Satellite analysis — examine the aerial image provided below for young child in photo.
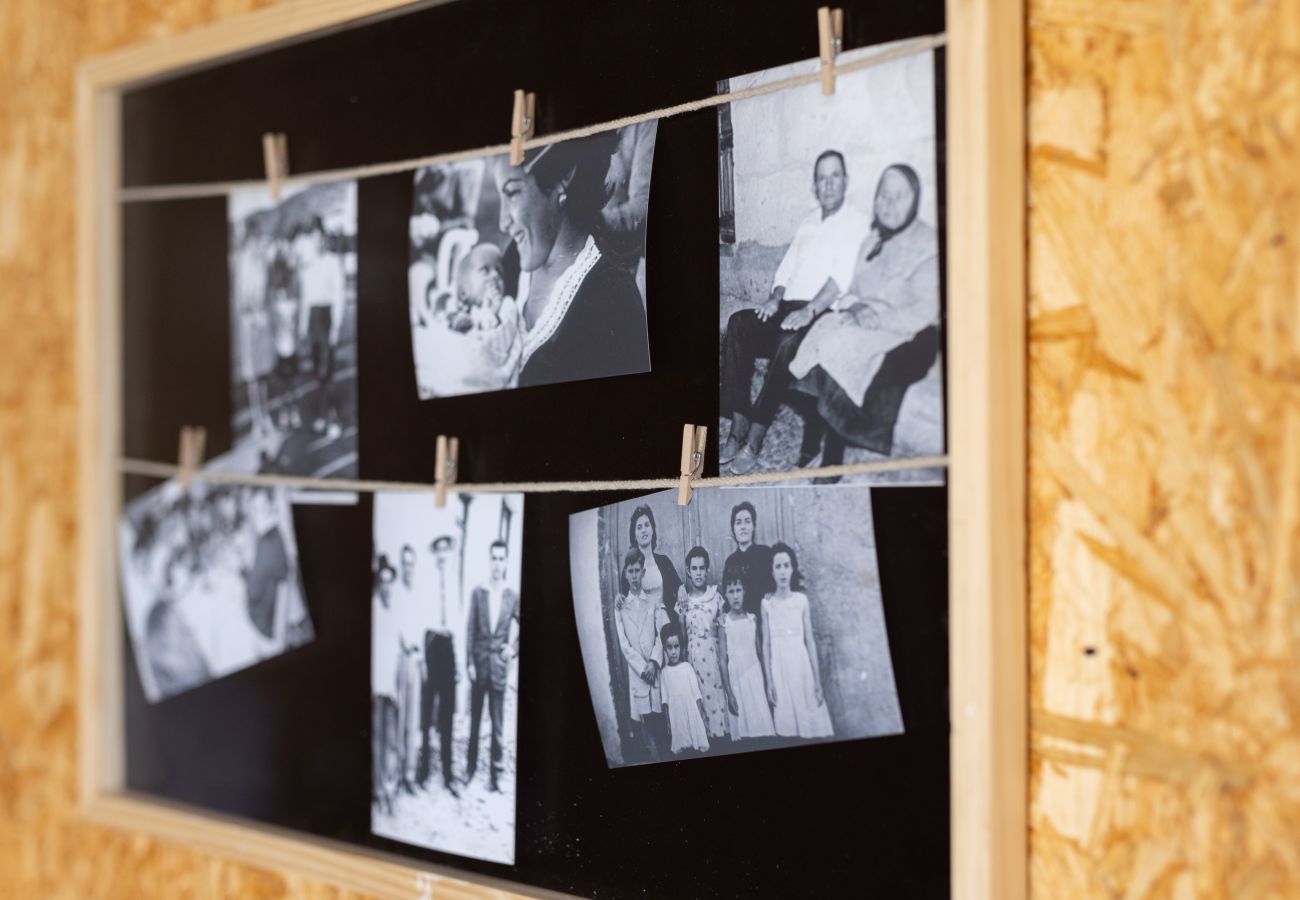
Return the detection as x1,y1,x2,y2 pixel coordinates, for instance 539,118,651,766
657,623,711,755
718,562,776,740
614,548,670,760
419,242,522,395
450,243,517,334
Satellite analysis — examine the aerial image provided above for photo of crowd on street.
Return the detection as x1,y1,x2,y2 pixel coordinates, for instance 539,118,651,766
570,484,903,767
118,458,313,703
408,123,655,398
718,46,944,483
370,491,523,864
228,181,359,481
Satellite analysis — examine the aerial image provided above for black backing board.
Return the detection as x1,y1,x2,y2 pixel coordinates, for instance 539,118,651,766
120,1,950,897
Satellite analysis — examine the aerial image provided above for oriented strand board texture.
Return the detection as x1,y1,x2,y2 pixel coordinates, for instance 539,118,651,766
0,6,366,899
1028,0,1300,897
2,0,1298,898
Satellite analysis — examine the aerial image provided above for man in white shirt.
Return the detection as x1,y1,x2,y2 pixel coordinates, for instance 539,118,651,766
392,543,428,793
417,535,462,798
296,219,347,440
720,150,871,474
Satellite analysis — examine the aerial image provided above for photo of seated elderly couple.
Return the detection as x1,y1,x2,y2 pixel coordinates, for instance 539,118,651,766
569,484,904,767
718,43,945,483
407,122,655,399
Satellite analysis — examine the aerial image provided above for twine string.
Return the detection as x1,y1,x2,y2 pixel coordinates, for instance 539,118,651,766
117,33,946,203
118,454,949,496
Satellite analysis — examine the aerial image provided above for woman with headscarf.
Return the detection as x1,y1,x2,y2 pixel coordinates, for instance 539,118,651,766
492,131,651,388
786,163,941,466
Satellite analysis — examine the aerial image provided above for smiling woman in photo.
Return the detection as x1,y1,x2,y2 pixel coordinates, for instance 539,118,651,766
493,133,651,388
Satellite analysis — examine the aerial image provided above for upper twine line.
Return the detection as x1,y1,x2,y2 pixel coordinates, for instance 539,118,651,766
116,32,947,203
118,454,950,495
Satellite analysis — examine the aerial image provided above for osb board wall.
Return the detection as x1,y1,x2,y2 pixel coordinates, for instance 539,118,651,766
0,5,366,898
1028,0,1300,896
0,0,1297,897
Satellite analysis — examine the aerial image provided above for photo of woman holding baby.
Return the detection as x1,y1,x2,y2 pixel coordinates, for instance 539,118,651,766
408,124,656,399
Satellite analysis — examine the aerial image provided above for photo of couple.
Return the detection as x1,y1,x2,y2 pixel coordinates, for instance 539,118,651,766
569,484,903,767
408,123,655,399
370,491,523,865
718,44,945,483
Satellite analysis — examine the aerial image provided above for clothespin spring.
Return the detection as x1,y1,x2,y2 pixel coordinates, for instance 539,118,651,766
509,90,537,166
435,435,460,509
677,424,708,506
818,7,845,96
176,425,207,491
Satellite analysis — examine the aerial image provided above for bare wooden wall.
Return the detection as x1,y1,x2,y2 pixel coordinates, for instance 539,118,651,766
1028,0,1300,895
0,0,1296,896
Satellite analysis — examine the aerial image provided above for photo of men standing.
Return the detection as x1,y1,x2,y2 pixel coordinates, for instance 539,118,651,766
370,492,524,865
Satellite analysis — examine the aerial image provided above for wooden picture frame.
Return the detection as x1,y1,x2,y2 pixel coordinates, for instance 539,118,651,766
75,1,1025,897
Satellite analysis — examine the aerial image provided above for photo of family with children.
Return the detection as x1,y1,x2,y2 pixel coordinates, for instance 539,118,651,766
569,484,903,767
407,122,655,399
717,45,944,484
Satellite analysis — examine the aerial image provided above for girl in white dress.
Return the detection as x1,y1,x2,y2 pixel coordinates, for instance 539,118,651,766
658,624,710,755
761,543,834,739
718,563,776,740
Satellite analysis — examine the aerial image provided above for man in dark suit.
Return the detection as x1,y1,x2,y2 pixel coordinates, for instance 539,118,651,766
465,539,519,793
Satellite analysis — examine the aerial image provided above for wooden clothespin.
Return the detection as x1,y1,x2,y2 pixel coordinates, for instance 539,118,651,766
434,435,459,509
677,424,708,506
262,132,289,201
509,90,536,166
817,7,844,95
176,426,207,491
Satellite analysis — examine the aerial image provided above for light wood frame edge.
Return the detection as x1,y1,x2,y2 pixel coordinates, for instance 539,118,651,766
945,1,1028,899
76,1,1028,898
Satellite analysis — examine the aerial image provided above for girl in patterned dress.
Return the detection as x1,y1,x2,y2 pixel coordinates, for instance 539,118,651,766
674,546,729,742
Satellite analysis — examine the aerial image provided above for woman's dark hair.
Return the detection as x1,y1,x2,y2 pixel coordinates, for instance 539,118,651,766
523,130,620,236
628,504,657,550
770,542,804,592
618,547,646,596
730,501,758,536
685,545,710,571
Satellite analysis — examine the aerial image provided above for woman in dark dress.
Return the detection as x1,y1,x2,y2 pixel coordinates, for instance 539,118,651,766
626,504,683,630
492,132,651,388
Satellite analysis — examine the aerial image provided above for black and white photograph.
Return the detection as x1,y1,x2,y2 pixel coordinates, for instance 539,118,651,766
569,484,903,768
370,491,523,864
717,45,944,482
117,458,314,703
229,180,359,480
408,123,655,399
